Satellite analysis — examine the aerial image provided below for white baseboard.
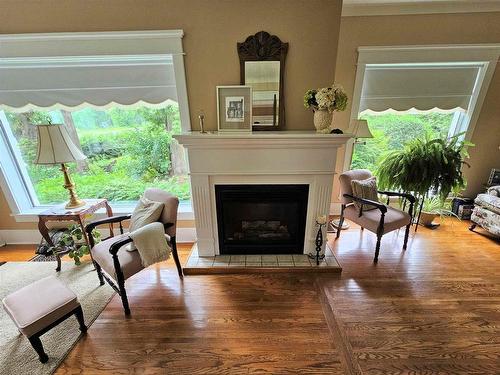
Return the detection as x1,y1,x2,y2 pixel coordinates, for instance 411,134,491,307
176,227,197,243
330,202,341,216
0,227,197,245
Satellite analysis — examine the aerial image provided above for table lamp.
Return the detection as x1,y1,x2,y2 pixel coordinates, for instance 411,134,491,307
34,124,87,209
352,119,373,144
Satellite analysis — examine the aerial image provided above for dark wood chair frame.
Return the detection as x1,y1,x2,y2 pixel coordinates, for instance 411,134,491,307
336,191,416,263
29,305,86,363
86,215,183,316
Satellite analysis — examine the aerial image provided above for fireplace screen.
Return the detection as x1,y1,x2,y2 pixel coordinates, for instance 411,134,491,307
215,184,308,254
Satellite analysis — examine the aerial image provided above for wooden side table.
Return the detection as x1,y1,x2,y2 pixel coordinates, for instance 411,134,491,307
37,199,114,271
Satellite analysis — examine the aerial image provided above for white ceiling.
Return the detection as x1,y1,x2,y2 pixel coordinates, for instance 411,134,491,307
342,0,500,16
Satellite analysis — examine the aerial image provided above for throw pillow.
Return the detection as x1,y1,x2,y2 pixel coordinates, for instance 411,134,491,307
129,196,164,233
351,176,380,211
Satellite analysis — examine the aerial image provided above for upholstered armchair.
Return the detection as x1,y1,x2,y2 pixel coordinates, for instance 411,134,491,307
85,188,183,315
336,170,416,262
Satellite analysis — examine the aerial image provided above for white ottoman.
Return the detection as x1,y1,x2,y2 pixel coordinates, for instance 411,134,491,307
2,275,86,363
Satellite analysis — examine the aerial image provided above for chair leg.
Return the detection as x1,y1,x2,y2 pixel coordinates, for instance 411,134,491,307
74,306,87,333
469,223,477,232
336,205,346,239
94,261,105,286
374,234,382,263
28,335,48,363
117,280,131,316
403,224,411,250
170,237,183,279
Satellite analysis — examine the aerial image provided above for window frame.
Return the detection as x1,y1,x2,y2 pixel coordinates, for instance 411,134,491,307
0,30,194,221
344,44,500,172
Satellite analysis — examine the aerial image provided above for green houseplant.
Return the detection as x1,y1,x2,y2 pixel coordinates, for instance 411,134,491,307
420,196,459,227
48,224,101,265
376,133,472,225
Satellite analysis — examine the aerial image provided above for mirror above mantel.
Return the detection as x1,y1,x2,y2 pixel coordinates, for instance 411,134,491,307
237,31,288,131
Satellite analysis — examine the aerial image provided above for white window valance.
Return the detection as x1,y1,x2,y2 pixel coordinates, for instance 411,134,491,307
360,63,481,114
0,31,185,112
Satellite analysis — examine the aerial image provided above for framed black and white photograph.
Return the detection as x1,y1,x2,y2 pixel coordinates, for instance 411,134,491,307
217,86,252,132
225,96,244,122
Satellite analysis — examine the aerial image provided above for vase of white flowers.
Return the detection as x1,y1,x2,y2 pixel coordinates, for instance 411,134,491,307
304,84,348,133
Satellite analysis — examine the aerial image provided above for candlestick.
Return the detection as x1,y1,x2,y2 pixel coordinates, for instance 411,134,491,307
199,110,207,134
308,218,326,265
316,215,327,225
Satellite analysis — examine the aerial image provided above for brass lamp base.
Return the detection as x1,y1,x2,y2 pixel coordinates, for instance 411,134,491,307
60,163,86,209
65,198,86,209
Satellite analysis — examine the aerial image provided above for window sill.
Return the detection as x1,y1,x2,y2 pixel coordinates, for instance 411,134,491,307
12,201,194,223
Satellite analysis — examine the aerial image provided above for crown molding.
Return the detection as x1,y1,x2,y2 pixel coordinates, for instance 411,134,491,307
342,1,500,17
0,30,184,42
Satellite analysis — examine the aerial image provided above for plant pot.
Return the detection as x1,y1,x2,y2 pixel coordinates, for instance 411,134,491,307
313,110,333,133
419,211,438,227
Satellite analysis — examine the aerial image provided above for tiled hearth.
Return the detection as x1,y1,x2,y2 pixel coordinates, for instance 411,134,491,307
183,244,341,275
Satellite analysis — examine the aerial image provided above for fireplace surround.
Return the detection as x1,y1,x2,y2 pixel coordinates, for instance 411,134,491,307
174,131,352,257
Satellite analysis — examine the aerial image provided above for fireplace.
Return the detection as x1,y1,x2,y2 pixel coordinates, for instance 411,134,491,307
215,184,309,254
174,131,351,256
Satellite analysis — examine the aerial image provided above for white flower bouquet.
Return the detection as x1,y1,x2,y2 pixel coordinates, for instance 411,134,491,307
304,84,348,113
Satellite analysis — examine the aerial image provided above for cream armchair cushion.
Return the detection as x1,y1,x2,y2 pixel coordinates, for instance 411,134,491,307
129,196,164,232
351,176,380,211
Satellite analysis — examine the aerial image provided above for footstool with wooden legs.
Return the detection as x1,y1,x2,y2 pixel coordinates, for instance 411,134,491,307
2,275,87,363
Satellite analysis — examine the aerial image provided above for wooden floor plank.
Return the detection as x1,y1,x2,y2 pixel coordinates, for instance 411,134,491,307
2,219,499,374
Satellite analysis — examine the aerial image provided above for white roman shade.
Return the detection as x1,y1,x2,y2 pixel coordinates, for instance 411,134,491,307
359,64,481,114
0,31,186,113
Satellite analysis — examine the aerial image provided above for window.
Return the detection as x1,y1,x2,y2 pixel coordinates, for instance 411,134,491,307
346,45,500,172
2,105,190,206
0,31,191,216
352,112,457,171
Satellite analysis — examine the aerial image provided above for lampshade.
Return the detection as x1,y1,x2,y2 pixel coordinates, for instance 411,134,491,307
34,124,87,164
353,119,373,139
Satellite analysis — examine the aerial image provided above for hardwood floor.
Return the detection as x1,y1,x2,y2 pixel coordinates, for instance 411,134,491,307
1,219,499,374
321,220,500,375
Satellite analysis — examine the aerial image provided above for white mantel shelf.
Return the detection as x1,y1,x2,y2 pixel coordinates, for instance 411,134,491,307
174,130,353,257
174,131,353,148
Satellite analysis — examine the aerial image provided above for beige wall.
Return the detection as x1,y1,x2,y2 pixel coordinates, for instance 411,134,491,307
333,12,500,201
0,0,342,230
0,0,342,131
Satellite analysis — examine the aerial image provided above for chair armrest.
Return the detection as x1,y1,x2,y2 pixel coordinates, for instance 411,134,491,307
109,236,133,255
85,215,132,234
378,190,416,203
343,194,387,214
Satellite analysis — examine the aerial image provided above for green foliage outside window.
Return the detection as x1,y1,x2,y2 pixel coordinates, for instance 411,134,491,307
6,103,190,204
351,113,454,172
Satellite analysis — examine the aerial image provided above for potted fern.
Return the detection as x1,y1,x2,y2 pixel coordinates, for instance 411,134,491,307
376,133,472,226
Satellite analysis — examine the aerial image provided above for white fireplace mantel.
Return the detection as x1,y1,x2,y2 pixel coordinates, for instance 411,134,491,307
174,131,352,256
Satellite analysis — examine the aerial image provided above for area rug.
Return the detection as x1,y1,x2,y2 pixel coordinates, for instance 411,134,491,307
0,261,115,375
30,254,58,262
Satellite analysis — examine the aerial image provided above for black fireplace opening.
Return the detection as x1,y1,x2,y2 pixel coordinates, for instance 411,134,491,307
215,184,309,255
